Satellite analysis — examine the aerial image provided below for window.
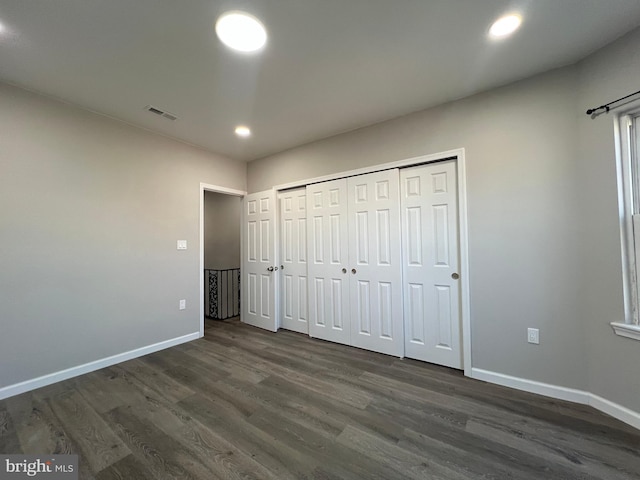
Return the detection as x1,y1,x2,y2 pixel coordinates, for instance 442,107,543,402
613,110,640,340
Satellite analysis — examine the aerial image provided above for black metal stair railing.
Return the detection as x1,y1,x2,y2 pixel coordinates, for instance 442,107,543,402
204,268,240,320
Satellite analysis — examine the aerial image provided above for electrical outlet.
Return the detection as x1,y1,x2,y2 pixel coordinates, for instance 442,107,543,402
177,240,187,250
179,299,186,310
527,328,539,345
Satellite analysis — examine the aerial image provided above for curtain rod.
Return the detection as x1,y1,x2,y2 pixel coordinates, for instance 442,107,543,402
586,89,640,115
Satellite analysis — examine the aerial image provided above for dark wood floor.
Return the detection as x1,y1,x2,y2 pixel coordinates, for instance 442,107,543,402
1,319,639,479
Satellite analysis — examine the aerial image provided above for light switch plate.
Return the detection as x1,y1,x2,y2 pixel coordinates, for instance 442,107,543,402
527,328,540,345
177,240,187,250
179,299,186,310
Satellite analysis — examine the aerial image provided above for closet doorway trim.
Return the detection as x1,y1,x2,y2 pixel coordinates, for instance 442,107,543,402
272,148,472,377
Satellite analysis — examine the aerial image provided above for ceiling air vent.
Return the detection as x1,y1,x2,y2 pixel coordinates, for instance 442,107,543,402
144,105,178,121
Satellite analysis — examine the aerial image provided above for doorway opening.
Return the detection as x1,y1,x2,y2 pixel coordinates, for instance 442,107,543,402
199,184,246,337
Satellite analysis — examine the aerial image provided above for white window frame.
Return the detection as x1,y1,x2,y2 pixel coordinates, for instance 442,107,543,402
612,110,640,340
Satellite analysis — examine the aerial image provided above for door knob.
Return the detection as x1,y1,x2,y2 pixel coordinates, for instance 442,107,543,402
274,266,279,271
351,268,357,274
280,265,284,270
451,272,459,280
342,268,347,274
267,266,274,272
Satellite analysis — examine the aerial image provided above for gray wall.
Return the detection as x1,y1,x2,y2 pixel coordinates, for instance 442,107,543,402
250,65,588,392
204,191,241,270
578,28,640,411
248,26,640,413
0,82,246,390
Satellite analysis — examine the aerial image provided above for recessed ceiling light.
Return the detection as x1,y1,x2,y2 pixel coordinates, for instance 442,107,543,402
216,11,267,53
489,14,522,38
235,125,251,137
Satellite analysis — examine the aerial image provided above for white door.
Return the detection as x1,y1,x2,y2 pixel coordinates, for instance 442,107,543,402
278,188,308,334
306,178,351,345
242,190,277,332
348,169,404,357
401,161,462,368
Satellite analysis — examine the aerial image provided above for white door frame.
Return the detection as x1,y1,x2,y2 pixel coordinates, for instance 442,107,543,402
199,183,247,338
272,148,472,376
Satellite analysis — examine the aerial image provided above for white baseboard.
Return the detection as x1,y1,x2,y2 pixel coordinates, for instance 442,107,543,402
0,332,200,401
470,368,640,431
470,368,591,404
590,393,640,431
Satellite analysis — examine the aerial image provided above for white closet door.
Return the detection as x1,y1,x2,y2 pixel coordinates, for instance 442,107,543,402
242,190,277,332
401,161,462,368
306,178,351,345
348,169,404,357
278,188,308,334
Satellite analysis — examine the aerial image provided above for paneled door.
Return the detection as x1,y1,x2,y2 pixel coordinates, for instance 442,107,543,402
306,178,351,345
400,161,462,368
278,188,308,334
242,190,277,332
348,169,404,357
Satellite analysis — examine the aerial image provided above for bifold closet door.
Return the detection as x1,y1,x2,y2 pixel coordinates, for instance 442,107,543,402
306,178,351,345
278,188,308,334
306,171,404,356
242,190,277,332
401,161,462,368
348,169,404,357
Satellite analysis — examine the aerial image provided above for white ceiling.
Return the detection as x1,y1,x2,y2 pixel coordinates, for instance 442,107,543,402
1,1,640,162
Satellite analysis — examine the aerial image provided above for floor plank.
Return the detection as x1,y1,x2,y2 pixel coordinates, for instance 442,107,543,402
178,393,313,479
337,424,468,480
95,454,154,480
48,391,130,472
1,317,639,479
0,406,21,454
106,405,215,480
